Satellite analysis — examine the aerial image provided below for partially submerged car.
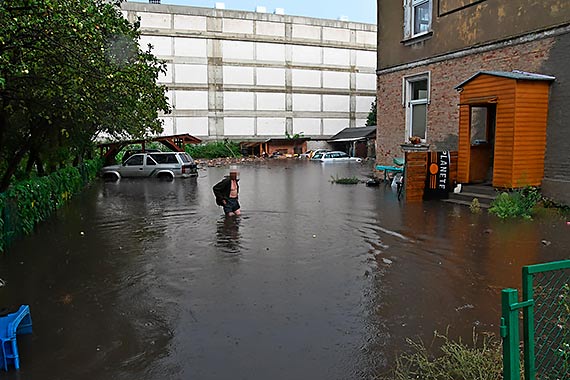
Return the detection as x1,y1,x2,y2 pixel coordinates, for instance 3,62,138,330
101,152,198,181
311,151,363,163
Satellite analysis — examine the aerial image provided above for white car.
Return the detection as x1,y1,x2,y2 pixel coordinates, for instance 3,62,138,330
312,151,363,162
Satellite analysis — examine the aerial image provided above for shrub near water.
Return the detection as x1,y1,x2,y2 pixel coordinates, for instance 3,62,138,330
382,331,503,380
185,142,241,159
0,159,102,252
489,186,542,219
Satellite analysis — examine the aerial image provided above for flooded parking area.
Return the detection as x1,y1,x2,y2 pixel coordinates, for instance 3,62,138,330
0,160,569,379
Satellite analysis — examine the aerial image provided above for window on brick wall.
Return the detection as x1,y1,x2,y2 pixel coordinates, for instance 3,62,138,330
403,73,430,142
404,0,432,39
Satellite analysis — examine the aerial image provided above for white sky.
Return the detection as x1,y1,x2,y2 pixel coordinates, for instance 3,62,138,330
130,0,377,24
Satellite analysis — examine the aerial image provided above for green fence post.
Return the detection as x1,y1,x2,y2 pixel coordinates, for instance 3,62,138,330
502,288,521,380
522,266,535,380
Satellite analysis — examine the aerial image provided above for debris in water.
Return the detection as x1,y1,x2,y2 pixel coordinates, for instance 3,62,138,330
382,258,393,265
312,234,316,238
455,304,475,312
541,240,552,246
484,229,492,234
80,231,85,236
0,279,6,288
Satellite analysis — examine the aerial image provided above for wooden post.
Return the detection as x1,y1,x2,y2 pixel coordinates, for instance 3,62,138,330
404,152,428,202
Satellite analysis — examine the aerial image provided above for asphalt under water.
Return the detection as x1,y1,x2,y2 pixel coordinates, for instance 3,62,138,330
1,160,569,380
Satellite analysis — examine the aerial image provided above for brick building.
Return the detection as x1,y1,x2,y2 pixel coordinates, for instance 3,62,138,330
376,0,570,203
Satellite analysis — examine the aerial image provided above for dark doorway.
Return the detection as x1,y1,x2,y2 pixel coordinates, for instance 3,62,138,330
468,104,496,183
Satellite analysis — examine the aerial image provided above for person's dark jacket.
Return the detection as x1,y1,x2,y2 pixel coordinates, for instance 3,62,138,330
213,177,239,206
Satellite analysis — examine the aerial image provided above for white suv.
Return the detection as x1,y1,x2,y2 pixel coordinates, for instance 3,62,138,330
101,152,197,181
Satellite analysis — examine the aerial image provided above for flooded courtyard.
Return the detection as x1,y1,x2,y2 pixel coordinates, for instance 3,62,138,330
1,160,569,379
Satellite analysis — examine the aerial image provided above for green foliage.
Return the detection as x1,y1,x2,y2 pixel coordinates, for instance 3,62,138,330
185,141,241,159
330,175,360,185
0,159,102,253
489,186,542,219
366,98,377,127
0,0,170,190
383,330,502,380
470,198,482,214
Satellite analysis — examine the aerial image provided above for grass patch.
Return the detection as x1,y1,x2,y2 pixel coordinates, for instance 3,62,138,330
381,330,503,380
330,175,360,185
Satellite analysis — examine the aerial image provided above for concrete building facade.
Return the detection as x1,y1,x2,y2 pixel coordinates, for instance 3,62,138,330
121,2,377,142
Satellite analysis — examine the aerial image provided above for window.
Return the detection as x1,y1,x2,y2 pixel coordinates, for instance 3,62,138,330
124,155,143,166
404,73,430,142
404,0,432,39
146,156,157,166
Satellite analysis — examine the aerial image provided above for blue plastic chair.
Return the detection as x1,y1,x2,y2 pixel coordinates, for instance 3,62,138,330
0,305,32,371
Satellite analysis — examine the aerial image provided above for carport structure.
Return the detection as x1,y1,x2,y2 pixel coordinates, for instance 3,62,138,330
455,71,555,188
98,134,201,165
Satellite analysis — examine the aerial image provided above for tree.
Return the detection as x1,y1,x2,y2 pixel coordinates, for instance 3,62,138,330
0,0,170,191
366,98,377,127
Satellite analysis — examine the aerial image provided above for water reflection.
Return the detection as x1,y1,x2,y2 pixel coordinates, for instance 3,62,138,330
1,161,569,380
215,216,242,255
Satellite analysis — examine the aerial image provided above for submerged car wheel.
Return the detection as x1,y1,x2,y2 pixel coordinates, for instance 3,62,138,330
102,172,120,182
157,172,174,181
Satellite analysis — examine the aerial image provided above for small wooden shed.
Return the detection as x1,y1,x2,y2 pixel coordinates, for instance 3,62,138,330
455,71,554,188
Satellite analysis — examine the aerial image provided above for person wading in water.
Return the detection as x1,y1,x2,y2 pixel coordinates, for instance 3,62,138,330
213,167,241,217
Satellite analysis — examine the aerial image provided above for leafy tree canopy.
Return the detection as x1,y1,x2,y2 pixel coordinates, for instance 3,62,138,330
0,0,170,190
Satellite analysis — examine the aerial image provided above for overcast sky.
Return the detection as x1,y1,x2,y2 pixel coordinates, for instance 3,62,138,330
130,0,377,24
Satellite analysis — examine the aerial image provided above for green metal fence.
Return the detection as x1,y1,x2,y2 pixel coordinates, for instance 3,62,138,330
502,260,570,380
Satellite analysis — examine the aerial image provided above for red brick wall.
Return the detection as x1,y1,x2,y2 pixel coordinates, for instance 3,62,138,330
376,37,555,166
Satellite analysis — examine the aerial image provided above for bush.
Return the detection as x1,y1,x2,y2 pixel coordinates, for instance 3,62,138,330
489,186,542,219
0,159,102,252
383,330,503,380
185,141,241,159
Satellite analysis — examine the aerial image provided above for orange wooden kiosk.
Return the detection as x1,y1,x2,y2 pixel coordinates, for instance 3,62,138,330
455,71,555,188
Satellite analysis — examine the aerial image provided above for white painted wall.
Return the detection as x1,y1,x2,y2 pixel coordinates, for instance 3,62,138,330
177,117,209,136
322,27,351,42
139,12,171,29
323,119,348,135
256,68,286,87
256,43,286,62
173,15,207,31
292,69,321,88
223,66,255,85
294,118,321,135
323,71,350,89
175,91,208,110
140,35,172,56
224,92,255,110
323,95,350,112
176,64,208,84
293,94,321,112
257,118,286,135
256,93,286,111
356,96,376,113
174,37,207,57
225,118,255,136
222,41,255,60
256,21,285,37
291,45,322,65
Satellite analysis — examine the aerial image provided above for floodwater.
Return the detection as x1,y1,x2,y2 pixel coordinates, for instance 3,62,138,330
0,160,569,380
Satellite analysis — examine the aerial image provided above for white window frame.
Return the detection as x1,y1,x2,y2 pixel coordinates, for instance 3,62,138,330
403,72,430,142
404,0,432,39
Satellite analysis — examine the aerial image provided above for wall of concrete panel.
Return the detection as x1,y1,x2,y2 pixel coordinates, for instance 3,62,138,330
122,2,377,141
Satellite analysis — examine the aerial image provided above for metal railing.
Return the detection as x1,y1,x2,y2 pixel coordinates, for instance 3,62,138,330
501,260,570,380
